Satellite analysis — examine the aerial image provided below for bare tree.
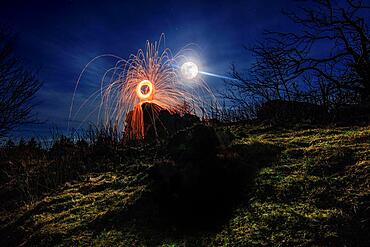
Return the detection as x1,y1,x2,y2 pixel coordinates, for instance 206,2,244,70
224,0,369,117
268,0,370,103
0,28,42,138
223,43,304,109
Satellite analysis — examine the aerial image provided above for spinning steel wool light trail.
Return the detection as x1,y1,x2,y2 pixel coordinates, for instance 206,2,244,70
69,34,218,139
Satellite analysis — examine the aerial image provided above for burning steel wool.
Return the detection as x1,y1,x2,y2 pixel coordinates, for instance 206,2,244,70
69,35,217,139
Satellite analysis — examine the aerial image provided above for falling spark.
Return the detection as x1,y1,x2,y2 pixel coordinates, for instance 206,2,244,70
69,34,218,139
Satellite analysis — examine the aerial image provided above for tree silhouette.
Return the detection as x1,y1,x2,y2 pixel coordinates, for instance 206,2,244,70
273,0,370,103
225,0,370,113
0,28,42,138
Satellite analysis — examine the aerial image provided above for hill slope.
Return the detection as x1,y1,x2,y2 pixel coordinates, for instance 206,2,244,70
1,124,369,246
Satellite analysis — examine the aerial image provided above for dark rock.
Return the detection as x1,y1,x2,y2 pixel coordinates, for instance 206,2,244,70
333,104,370,123
142,102,200,141
125,102,200,141
257,100,328,124
167,124,219,162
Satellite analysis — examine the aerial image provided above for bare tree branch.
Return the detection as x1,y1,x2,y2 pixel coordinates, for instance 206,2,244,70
0,28,42,138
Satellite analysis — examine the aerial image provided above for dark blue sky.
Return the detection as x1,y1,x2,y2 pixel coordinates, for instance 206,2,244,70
0,0,295,138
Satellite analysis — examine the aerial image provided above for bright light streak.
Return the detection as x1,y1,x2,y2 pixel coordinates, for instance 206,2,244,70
199,71,238,81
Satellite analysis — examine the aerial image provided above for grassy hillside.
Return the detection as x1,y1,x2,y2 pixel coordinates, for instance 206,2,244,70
1,124,369,246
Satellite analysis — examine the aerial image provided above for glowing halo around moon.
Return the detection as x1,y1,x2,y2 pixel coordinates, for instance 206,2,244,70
181,61,199,80
136,80,153,100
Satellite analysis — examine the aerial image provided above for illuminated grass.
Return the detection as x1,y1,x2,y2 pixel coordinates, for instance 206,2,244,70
1,124,369,246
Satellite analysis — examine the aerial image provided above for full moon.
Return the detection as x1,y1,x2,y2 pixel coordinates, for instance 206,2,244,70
181,62,199,80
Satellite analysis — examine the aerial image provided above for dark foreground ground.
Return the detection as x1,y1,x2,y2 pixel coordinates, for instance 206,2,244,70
0,123,369,246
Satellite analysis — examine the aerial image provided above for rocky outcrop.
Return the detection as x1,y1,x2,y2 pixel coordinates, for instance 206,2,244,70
257,100,328,124
125,102,200,141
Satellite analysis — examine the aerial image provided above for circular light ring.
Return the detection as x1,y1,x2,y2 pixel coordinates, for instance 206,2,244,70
136,80,153,100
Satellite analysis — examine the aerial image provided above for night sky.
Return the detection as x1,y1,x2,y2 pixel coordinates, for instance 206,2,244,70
0,0,296,138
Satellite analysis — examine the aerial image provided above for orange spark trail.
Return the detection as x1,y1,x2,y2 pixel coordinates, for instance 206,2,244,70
69,34,218,139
